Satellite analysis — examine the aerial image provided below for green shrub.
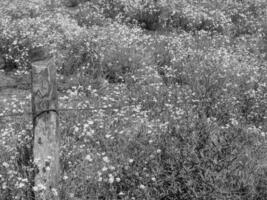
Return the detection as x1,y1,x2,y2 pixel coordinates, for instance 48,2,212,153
74,2,110,27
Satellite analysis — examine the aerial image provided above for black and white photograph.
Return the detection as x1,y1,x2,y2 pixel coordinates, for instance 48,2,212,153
0,0,267,199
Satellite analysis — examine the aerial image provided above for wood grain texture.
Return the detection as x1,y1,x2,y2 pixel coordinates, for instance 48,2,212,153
32,57,60,200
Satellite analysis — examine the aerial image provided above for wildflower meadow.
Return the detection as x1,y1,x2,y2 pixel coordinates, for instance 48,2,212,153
0,0,267,199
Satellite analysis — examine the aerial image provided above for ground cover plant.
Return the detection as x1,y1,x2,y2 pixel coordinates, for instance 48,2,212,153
0,0,267,199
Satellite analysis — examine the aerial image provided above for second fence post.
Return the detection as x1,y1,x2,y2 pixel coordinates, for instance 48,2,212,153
31,55,60,200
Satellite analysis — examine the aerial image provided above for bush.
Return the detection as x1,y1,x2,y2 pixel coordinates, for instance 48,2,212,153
73,2,110,27
87,23,151,84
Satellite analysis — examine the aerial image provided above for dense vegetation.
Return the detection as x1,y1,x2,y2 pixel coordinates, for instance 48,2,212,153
0,0,267,199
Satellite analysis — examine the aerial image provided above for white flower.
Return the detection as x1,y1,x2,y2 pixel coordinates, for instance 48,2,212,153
103,156,110,163
33,186,38,191
85,155,93,162
18,182,25,188
74,126,79,132
139,184,146,189
108,174,114,184
3,162,9,168
51,188,58,196
230,118,238,126
156,149,162,153
116,177,121,182
129,159,134,163
34,183,46,191
39,183,46,190
69,193,74,198
102,166,108,171
21,178,28,182
2,182,7,189
34,158,40,164
87,120,94,125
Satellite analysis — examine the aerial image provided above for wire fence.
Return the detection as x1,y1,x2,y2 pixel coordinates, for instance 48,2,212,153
1,76,267,199
0,79,170,119
0,105,141,119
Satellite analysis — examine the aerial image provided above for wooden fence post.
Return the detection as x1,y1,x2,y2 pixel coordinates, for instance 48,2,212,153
31,56,60,200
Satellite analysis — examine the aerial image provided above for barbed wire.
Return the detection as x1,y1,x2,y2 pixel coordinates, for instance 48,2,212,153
0,96,31,100
0,103,140,119
0,83,31,89
0,112,32,118
0,79,168,119
0,80,164,90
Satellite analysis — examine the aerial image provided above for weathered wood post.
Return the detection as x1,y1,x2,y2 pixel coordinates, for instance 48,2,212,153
31,53,60,200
